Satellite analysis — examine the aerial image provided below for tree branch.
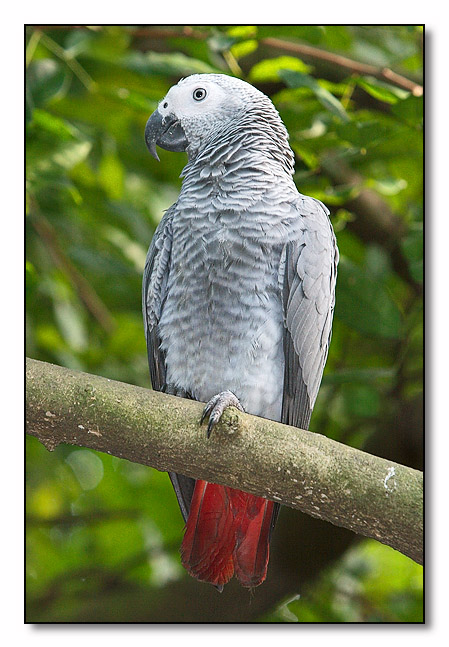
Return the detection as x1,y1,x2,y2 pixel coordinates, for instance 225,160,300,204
260,37,423,96
131,26,423,96
26,358,423,564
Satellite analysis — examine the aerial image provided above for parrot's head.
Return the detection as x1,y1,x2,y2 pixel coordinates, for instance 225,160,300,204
145,74,288,161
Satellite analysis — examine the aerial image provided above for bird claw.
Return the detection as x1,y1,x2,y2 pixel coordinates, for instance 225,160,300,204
201,390,244,438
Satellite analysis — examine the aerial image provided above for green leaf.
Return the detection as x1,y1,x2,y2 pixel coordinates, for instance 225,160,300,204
207,33,236,53
227,25,259,59
77,25,130,60
98,153,125,200
30,108,77,140
291,143,319,170
227,26,258,40
249,56,311,83
357,76,409,104
26,58,69,108
257,25,324,44
401,224,423,283
29,139,92,174
369,176,408,196
65,450,104,491
310,184,360,206
335,257,403,339
102,226,147,272
230,40,258,60
280,69,349,122
123,50,219,77
336,120,390,148
391,95,423,126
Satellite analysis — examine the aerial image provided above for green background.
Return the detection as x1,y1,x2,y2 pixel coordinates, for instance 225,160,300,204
26,25,423,623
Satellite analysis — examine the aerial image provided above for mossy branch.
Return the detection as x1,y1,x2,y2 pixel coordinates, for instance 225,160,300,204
26,358,423,564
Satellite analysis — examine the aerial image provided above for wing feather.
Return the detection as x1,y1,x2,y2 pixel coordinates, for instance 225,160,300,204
281,198,338,431
143,206,197,520
142,207,174,391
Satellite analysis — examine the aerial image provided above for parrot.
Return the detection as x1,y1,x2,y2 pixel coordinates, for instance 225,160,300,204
143,74,338,590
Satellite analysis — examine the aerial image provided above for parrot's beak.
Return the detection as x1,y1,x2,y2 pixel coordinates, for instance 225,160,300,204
145,110,188,161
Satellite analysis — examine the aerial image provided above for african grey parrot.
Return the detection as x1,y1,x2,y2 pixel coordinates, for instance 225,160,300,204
143,74,338,590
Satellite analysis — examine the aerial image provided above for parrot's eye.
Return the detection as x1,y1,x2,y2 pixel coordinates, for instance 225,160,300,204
193,88,207,102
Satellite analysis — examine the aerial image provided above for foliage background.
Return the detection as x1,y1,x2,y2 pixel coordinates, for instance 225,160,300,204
25,24,423,623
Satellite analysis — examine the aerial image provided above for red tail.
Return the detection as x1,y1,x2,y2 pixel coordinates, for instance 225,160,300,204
180,480,275,588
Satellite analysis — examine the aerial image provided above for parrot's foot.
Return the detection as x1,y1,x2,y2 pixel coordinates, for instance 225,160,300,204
201,390,244,438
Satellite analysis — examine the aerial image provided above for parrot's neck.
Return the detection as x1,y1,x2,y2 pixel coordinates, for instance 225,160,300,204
180,121,297,206
186,108,295,170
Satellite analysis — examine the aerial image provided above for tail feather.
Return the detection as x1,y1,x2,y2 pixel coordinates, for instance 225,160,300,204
180,480,276,588
180,480,235,587
233,497,274,587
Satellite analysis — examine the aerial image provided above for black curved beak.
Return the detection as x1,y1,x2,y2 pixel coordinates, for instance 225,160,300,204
144,110,188,161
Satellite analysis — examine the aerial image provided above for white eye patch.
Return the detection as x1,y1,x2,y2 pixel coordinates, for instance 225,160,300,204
159,81,228,119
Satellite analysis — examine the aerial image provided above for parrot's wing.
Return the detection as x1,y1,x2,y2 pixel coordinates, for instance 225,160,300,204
142,205,196,522
142,207,174,391
281,197,339,431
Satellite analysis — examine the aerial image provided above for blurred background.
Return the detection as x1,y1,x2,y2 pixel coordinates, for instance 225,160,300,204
25,25,423,622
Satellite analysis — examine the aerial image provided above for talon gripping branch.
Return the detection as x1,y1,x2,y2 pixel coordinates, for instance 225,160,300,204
143,74,338,589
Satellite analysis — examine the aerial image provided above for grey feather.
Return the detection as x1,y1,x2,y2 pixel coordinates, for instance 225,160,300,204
281,198,338,423
142,206,175,391
143,208,198,516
